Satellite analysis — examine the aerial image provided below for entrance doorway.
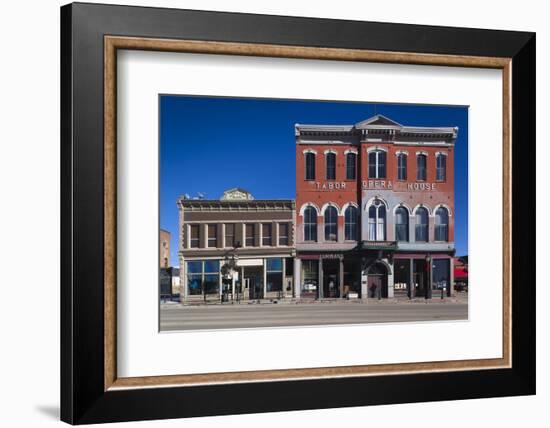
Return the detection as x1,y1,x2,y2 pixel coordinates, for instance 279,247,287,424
243,266,263,300
322,259,340,298
367,263,388,298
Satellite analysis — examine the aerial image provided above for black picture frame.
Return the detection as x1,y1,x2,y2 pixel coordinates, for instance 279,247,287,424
61,2,535,424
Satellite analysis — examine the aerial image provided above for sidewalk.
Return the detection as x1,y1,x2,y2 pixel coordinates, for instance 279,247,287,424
174,292,468,307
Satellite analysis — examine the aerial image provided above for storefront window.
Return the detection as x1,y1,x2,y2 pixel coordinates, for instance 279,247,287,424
302,259,319,295
432,259,450,292
187,261,202,274
266,258,282,292
187,275,202,295
186,260,220,295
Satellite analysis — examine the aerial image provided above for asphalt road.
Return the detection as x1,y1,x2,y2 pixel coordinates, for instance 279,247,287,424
160,300,468,331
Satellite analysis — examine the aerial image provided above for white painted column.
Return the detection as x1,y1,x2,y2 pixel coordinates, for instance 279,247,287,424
263,258,267,299
449,257,454,297
294,258,301,299
281,257,286,297
318,258,324,299
181,257,187,303
387,259,394,298
361,270,368,300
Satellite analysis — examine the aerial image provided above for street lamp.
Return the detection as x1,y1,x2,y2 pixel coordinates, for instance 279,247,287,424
221,243,241,303
425,254,431,300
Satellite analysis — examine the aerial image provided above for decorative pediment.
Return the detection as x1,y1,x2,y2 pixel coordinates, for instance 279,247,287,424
221,188,254,201
355,114,403,129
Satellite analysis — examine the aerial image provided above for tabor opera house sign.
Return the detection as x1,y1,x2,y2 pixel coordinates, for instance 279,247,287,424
313,180,438,191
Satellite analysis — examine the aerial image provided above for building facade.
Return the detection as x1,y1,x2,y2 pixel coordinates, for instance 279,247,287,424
178,188,296,302
295,114,457,299
160,229,171,268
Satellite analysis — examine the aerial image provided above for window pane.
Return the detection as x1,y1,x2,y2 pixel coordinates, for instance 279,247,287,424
187,261,202,274
207,224,217,247
262,223,272,246
266,272,282,292
345,206,357,240
415,208,428,242
245,224,255,246
376,206,386,241
378,151,386,178
324,206,338,241
203,274,219,294
395,207,409,242
346,153,356,180
397,154,407,180
417,155,427,181
204,260,219,273
436,155,447,181
187,275,202,295
225,223,235,247
267,258,282,271
326,153,336,180
368,152,376,178
305,153,315,180
304,207,317,241
279,223,289,246
190,225,200,248
368,205,376,240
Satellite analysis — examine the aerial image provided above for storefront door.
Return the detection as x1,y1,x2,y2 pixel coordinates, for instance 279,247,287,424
367,263,388,298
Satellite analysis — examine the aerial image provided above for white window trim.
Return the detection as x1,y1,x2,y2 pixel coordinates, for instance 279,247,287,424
299,202,321,216
320,202,341,216
432,204,453,217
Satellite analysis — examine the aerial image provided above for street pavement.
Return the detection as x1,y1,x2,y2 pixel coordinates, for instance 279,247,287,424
160,298,468,331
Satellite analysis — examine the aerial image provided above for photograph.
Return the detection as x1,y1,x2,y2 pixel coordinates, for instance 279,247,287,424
159,96,469,331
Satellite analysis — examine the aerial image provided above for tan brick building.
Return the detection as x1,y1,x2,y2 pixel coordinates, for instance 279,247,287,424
178,188,296,302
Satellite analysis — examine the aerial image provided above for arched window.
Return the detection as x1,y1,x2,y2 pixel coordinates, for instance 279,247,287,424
346,152,357,180
368,150,386,179
303,206,318,242
397,153,407,180
305,152,315,180
415,207,429,242
436,153,447,181
344,205,358,240
416,153,427,181
435,207,449,241
368,200,386,241
395,206,409,242
324,206,338,241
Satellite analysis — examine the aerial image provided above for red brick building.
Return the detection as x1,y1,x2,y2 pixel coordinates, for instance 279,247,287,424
294,115,457,299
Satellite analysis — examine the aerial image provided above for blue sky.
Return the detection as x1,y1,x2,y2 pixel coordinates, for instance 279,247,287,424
160,95,469,266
